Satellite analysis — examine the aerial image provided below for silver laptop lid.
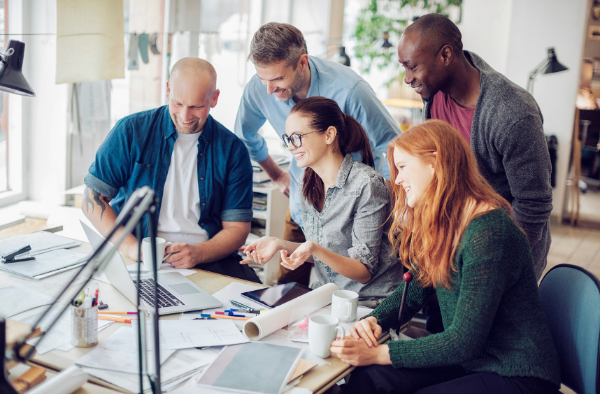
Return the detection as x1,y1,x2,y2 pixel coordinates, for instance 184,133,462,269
80,220,139,305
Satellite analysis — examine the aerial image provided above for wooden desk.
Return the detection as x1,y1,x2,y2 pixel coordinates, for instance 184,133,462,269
2,240,363,394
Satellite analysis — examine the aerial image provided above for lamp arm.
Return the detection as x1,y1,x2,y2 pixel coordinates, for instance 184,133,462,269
9,187,155,363
527,59,549,94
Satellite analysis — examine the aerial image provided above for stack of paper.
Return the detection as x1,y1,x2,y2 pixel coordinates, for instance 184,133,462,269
0,232,86,279
0,232,81,256
0,249,88,279
77,327,220,393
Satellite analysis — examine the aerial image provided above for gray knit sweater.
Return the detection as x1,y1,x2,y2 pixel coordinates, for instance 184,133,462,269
423,51,553,278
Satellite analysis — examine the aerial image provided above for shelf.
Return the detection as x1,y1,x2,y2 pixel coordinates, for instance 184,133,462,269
252,210,268,220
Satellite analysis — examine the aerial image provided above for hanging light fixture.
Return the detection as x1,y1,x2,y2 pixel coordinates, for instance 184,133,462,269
381,31,393,49
0,40,35,97
333,46,351,67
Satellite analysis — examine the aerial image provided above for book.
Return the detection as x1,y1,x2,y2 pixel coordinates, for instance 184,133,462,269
196,342,302,394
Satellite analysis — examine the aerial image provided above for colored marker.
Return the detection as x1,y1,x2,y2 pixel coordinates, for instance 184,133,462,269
200,313,250,321
98,316,133,323
98,311,138,315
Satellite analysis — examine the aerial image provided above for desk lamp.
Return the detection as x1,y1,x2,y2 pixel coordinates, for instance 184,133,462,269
1,187,163,394
0,40,35,97
527,47,568,95
0,38,36,394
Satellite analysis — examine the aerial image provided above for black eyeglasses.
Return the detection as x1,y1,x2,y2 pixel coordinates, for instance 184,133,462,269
281,131,318,148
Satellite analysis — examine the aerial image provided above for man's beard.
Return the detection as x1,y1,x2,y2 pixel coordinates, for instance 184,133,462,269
276,69,304,101
172,114,202,134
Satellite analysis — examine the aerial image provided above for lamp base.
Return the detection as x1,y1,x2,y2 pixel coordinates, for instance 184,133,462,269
0,319,19,394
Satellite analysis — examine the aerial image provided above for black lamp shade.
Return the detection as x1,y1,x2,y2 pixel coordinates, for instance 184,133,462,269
381,32,393,49
542,47,568,75
0,40,35,97
334,46,351,67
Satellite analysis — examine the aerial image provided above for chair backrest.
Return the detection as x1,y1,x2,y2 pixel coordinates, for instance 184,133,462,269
539,264,600,394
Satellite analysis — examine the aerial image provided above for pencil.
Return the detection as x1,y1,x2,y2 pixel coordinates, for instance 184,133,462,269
200,314,250,321
98,311,138,315
98,316,132,323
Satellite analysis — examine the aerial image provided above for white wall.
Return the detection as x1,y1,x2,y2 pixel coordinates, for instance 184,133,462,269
505,0,589,219
22,0,69,204
459,0,513,75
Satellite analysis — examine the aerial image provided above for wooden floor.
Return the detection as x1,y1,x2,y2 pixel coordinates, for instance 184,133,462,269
544,222,600,279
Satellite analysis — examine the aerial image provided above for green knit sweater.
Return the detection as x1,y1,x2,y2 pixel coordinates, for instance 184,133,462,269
368,209,561,386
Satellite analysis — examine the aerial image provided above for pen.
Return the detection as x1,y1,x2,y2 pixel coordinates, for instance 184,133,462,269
162,252,175,262
230,300,263,314
98,316,133,323
98,311,138,315
200,314,250,321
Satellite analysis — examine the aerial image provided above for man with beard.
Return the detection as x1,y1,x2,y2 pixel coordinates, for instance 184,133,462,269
82,58,259,282
235,22,401,287
397,14,552,279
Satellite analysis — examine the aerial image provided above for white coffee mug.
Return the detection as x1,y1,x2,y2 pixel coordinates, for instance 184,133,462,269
331,290,359,323
308,315,345,358
141,237,170,272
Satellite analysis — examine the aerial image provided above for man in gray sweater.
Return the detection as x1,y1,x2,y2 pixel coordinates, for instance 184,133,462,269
398,14,552,278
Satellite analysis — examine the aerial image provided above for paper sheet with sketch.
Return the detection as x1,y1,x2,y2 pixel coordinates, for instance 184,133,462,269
145,320,249,350
75,327,174,373
0,286,56,318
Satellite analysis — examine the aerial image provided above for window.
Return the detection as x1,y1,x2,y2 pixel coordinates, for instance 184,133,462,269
0,1,7,193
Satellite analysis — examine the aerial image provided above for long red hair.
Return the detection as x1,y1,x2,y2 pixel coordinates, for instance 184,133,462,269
388,120,512,289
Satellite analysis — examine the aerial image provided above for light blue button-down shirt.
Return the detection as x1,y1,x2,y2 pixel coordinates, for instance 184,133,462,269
234,56,401,226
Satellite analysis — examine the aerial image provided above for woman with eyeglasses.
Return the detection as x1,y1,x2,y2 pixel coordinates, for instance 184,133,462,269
242,97,402,300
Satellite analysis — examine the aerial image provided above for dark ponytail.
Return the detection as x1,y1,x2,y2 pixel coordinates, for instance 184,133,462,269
290,97,373,209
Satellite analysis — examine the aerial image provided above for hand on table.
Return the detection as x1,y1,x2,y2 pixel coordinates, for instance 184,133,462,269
241,237,282,265
280,241,314,270
330,337,391,366
163,242,199,269
349,316,382,348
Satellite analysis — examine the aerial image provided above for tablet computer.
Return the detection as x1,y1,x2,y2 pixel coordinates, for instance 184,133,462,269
241,282,312,309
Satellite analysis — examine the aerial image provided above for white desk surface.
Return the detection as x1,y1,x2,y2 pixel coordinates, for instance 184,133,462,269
2,241,360,394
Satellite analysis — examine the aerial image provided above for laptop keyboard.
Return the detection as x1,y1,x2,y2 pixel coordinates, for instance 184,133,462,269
134,278,186,308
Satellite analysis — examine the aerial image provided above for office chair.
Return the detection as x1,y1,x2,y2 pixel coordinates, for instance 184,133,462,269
539,264,600,394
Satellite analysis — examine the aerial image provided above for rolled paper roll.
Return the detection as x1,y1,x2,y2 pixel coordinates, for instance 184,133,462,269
243,283,339,341
27,366,88,394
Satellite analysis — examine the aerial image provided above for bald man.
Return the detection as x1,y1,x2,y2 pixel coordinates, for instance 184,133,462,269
83,58,260,282
398,14,552,279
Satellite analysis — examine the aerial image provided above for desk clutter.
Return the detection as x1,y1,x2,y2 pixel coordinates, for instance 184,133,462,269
1,234,373,394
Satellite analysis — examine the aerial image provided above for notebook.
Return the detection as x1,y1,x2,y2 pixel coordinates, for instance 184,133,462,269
197,342,302,394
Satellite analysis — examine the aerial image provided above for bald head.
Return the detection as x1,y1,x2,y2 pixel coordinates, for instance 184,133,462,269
170,57,217,91
403,14,463,56
167,57,220,134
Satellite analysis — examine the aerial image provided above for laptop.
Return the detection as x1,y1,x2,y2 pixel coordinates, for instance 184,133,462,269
81,220,222,315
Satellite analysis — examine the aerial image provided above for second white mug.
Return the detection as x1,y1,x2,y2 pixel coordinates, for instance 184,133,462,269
308,315,345,358
331,290,359,323
141,237,170,272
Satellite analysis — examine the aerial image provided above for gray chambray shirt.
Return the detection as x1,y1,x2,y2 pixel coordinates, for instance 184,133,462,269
299,154,402,299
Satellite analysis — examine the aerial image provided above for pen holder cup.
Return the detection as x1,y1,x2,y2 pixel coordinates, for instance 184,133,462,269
70,304,98,347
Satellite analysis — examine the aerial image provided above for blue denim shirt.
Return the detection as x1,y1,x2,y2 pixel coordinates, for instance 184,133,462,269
84,106,253,239
234,56,401,226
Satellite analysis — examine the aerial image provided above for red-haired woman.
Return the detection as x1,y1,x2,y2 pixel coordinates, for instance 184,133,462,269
330,120,560,394
242,97,402,300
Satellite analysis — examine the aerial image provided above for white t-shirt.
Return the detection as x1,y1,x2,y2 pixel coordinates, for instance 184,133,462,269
157,130,209,245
